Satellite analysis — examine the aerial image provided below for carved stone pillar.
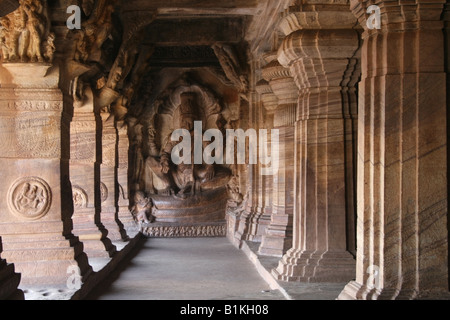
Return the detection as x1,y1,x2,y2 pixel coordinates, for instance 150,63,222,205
272,4,359,282
116,120,138,239
70,89,116,260
235,79,273,242
0,63,92,285
0,236,23,300
99,113,126,241
339,0,449,299
259,55,297,257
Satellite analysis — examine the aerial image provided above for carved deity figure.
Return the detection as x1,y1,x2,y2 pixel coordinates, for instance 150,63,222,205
227,175,243,207
131,191,153,224
129,119,145,193
0,0,54,63
15,182,45,211
23,0,45,62
143,92,232,200
0,15,11,60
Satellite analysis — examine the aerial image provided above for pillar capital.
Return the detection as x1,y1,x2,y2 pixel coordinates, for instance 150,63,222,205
262,59,292,81
255,79,278,113
261,58,298,107
350,0,445,35
279,5,357,36
278,29,360,71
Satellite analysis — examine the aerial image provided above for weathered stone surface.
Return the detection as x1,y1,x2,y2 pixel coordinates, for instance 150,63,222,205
272,4,360,283
339,0,449,300
0,0,448,300
258,55,296,257
0,62,92,286
69,94,116,260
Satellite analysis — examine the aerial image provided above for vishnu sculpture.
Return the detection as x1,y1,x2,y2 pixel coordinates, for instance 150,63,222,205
128,80,233,233
144,92,232,200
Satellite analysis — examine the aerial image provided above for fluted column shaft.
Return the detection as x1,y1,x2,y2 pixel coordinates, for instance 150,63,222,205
259,57,297,257
70,90,116,260
99,113,127,241
235,57,273,242
116,120,138,239
339,0,448,299
272,5,360,282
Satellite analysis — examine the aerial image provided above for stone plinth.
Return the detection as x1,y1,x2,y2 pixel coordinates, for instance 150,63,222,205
0,63,92,285
142,188,228,238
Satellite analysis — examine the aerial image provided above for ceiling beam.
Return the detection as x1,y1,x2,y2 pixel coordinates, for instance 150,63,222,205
142,18,246,46
123,0,259,13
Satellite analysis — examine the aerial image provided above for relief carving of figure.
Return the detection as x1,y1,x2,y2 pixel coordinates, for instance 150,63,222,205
143,92,232,200
16,182,45,211
131,191,153,224
0,0,54,63
227,175,243,207
22,0,45,62
129,118,145,192
0,16,11,61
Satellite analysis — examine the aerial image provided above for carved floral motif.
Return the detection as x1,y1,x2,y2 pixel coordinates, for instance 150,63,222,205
142,224,226,238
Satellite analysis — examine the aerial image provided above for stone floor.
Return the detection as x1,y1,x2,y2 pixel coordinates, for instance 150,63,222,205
85,237,347,300
86,237,283,300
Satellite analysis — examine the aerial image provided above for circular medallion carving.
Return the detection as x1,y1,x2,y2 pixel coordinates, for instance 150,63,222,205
8,177,52,220
72,186,88,209
100,182,108,203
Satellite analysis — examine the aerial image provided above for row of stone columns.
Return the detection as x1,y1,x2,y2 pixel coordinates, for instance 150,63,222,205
0,63,91,286
0,59,137,287
236,0,449,299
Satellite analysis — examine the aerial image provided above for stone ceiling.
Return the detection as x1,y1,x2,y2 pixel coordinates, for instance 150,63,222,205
106,0,292,113
118,0,291,58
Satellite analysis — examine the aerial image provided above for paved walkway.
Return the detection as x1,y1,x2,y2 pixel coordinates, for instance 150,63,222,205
86,237,286,300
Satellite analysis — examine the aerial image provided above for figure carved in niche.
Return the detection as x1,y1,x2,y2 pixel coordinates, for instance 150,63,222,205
129,117,145,193
143,92,232,200
0,0,54,63
131,191,153,224
227,175,243,207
